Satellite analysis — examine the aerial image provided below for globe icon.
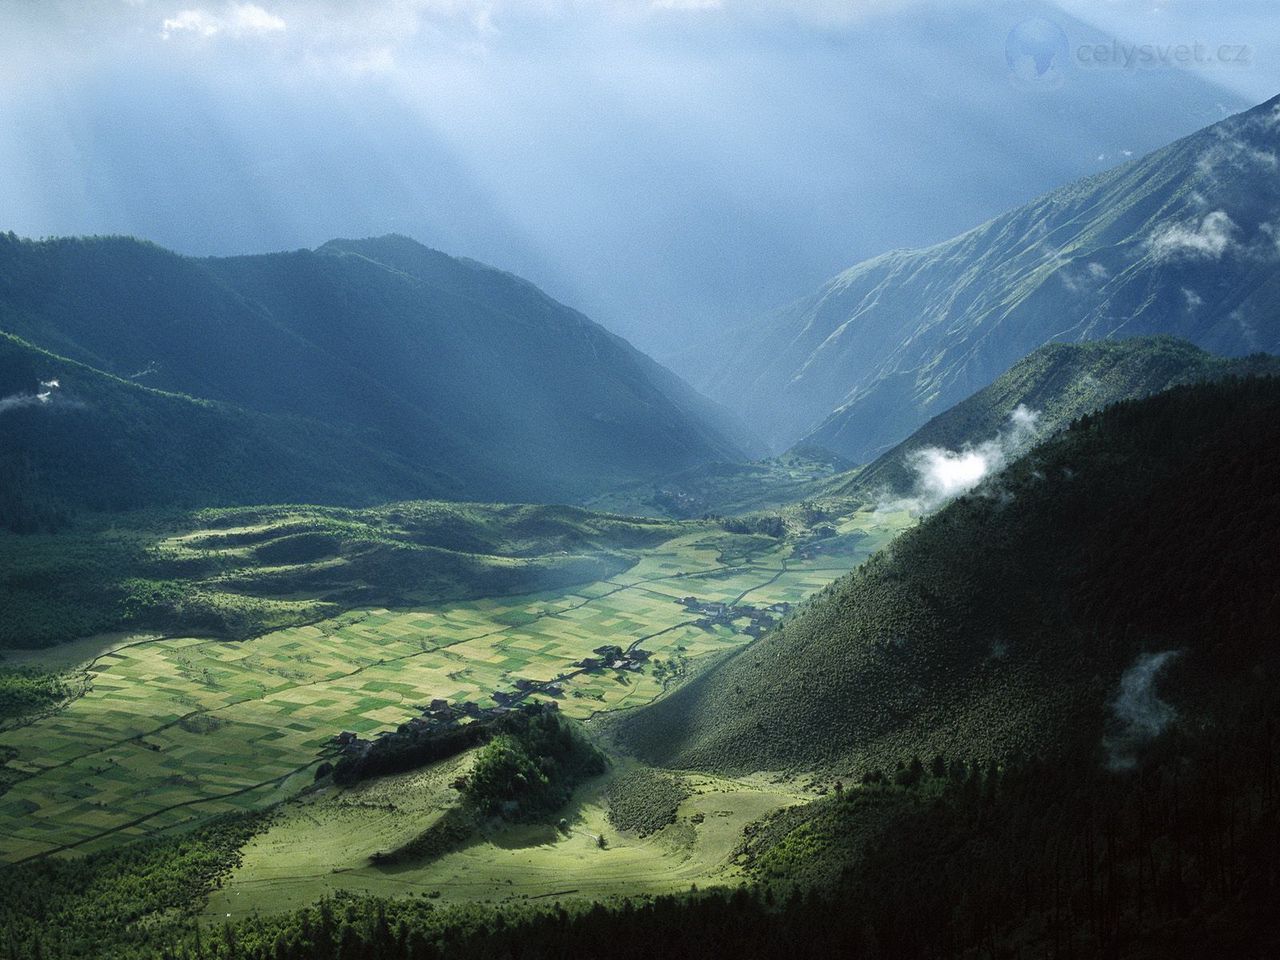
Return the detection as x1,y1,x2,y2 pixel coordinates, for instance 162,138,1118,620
1006,18,1070,88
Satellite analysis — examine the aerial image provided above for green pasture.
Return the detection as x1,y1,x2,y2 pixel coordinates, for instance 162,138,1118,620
205,760,809,918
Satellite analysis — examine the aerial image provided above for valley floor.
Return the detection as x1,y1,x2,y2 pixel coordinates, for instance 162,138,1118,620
0,507,908,876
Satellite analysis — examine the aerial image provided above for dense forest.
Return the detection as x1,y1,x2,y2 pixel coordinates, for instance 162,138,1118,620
618,375,1280,777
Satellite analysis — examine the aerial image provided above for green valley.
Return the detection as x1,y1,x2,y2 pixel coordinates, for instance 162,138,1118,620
0,503,908,864
4,36,1280,959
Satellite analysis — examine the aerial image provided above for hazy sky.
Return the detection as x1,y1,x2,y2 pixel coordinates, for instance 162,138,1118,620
1,0,1276,366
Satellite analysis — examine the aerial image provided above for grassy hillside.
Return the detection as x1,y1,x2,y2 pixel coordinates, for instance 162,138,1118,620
0,501,681,649
703,94,1280,456
617,374,1280,775
0,232,744,515
826,336,1280,497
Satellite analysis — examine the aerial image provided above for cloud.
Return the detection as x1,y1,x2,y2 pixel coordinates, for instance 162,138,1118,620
1194,126,1279,188
162,9,221,36
1147,209,1237,261
1059,259,1109,293
1182,286,1203,310
151,0,930,52
1105,650,1180,771
162,3,286,39
0,379,63,416
882,405,1041,515
651,0,723,9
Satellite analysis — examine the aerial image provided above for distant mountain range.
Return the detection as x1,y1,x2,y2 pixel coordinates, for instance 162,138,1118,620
0,233,748,524
699,94,1280,459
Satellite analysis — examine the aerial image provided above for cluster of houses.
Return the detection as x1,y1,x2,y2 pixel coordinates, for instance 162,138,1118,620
330,639,672,752
331,698,494,757
328,601,790,762
575,644,650,673
648,487,705,516
333,729,373,759
678,596,791,636
491,644,653,705
791,526,854,562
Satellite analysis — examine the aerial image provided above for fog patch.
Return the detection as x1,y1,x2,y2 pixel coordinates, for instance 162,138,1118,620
1105,650,1180,771
1059,260,1110,294
1148,210,1237,261
881,405,1040,515
0,379,62,416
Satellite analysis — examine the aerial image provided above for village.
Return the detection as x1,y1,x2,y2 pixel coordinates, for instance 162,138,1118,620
330,644,657,761
678,596,791,638
330,596,791,760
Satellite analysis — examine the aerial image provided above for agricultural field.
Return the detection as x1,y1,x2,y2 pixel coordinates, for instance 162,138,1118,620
0,505,910,879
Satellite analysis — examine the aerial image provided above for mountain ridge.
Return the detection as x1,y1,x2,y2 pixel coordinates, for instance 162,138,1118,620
701,93,1280,459
0,231,747,517
826,335,1280,498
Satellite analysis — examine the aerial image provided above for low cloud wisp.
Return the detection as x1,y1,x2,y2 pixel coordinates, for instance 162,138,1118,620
1147,209,1238,261
1105,650,1181,771
884,405,1041,515
0,379,61,416
162,3,286,40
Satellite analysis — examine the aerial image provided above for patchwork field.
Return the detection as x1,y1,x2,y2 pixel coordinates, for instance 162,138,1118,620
0,507,910,869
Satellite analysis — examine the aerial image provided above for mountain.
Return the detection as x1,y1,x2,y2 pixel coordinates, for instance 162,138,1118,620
615,373,1280,775
700,94,1280,458
0,330,447,531
0,233,746,518
5,0,1251,373
828,336,1280,498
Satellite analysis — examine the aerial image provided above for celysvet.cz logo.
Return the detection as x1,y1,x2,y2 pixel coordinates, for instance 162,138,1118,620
1078,39,1252,69
1006,17,1252,89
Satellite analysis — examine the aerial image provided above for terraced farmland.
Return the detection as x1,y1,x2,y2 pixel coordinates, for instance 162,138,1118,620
0,507,909,867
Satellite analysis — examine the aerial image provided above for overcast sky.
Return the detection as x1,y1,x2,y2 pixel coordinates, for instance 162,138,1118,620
2,0,1276,364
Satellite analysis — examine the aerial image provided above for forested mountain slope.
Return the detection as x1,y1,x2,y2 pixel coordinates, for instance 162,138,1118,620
0,232,745,517
0,331,445,530
828,336,1280,497
618,374,1280,775
703,94,1280,457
